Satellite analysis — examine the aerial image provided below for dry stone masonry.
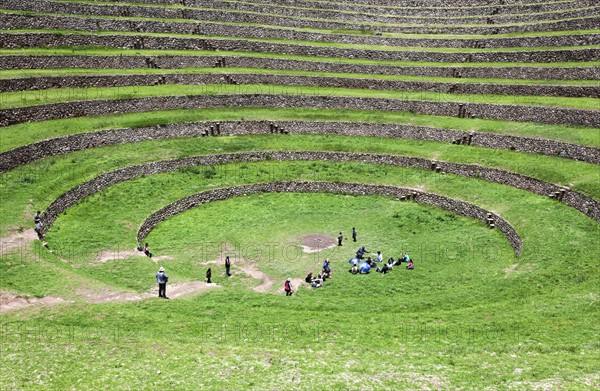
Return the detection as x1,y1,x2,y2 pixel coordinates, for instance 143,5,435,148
1,73,597,99
1,56,597,81
1,33,598,64
1,94,598,128
134,181,523,257
3,0,599,34
36,152,599,247
1,13,598,50
1,121,598,173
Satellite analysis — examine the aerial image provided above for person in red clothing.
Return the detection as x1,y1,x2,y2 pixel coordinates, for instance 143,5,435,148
284,278,293,296
406,260,414,270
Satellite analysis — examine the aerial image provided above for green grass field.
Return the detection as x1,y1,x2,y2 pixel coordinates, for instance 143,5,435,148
1,0,599,389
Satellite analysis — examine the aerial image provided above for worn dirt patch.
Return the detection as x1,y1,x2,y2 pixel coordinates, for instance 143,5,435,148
94,248,175,264
0,291,68,312
0,229,38,256
238,264,274,293
81,281,220,303
299,234,337,253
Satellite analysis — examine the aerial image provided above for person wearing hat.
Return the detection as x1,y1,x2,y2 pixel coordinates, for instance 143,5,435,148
156,267,169,298
284,278,292,296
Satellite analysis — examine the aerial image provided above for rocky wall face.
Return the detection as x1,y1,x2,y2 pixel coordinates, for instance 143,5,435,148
1,56,598,81
1,94,598,128
3,0,598,30
133,180,523,256
35,151,597,249
2,121,598,174
1,73,598,99
75,0,598,17
2,14,599,50
2,33,598,64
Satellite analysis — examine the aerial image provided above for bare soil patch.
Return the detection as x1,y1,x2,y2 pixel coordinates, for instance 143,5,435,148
299,234,337,253
0,291,68,312
82,281,220,303
94,248,175,264
0,229,38,257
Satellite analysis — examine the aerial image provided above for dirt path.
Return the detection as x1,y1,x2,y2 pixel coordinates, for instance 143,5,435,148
238,264,274,293
0,229,38,256
1,282,220,312
81,281,220,303
94,248,175,264
0,291,69,313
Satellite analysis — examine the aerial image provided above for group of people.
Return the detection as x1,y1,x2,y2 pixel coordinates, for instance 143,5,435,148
350,250,414,275
303,258,332,290
154,256,231,299
337,227,358,246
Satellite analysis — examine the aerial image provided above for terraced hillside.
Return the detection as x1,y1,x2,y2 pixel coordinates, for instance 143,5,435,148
1,0,599,389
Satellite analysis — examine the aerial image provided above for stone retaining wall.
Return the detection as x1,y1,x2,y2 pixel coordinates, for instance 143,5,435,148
136,181,522,256
1,94,598,128
2,73,597,99
2,13,599,50
4,0,597,28
2,33,598,64
1,55,597,81
81,0,596,17
37,152,598,248
2,121,598,174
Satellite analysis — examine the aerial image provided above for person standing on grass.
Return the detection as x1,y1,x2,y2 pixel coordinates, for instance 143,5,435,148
225,256,231,277
156,267,169,299
284,278,293,296
206,267,212,284
33,211,41,225
352,227,357,242
338,232,343,246
34,221,44,240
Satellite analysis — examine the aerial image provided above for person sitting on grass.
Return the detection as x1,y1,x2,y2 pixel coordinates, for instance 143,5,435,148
394,253,410,266
366,257,377,269
311,274,323,288
387,258,394,270
349,264,359,274
305,272,313,284
144,243,152,258
375,251,383,263
406,259,414,270
379,263,390,274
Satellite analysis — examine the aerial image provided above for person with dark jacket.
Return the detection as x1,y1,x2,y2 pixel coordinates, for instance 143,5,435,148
305,272,313,283
156,267,169,298
352,227,357,242
338,232,343,246
206,267,212,284
144,243,152,258
356,246,369,259
225,256,231,277
284,278,293,296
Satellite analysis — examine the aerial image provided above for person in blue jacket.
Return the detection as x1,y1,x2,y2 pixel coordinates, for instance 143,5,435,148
156,267,169,299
